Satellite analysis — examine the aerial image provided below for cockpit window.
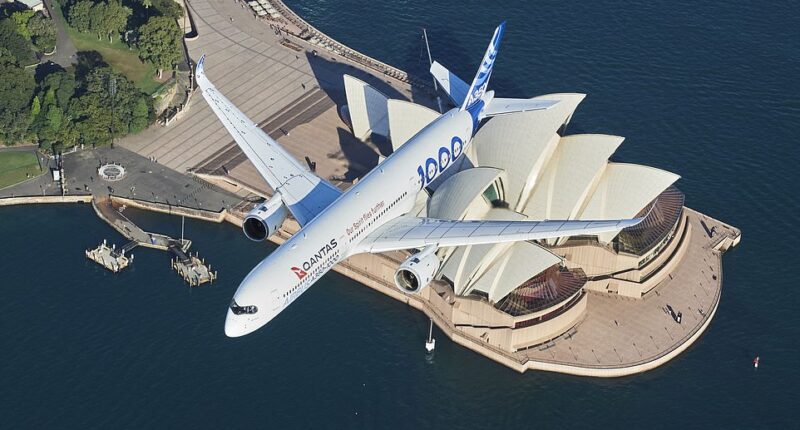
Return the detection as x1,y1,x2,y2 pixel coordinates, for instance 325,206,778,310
230,300,258,315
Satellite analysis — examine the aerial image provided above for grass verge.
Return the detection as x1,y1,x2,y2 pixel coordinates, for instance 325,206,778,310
0,151,42,190
50,0,161,94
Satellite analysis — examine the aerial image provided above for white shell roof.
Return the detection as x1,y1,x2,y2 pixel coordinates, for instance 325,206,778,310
427,167,504,220
343,75,389,140
523,134,624,221
471,93,586,209
579,163,680,243
470,242,562,303
440,207,527,295
386,99,440,151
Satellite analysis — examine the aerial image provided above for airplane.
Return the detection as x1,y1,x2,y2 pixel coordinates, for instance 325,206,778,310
195,22,645,337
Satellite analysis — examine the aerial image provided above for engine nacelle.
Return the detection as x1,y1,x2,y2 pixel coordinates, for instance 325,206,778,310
394,249,440,294
242,196,288,241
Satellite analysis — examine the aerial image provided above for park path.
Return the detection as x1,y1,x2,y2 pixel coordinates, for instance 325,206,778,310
44,0,77,67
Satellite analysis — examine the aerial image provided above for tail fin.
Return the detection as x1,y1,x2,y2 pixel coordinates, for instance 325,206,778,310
430,23,560,121
461,22,506,112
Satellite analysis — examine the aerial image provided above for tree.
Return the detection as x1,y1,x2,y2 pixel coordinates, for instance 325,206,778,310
26,12,56,53
0,52,35,145
89,2,107,40
34,87,59,143
70,67,153,145
129,97,149,133
101,0,132,43
67,0,93,33
152,0,182,19
85,0,131,43
46,105,63,134
10,10,34,39
0,18,36,65
137,16,181,78
42,71,77,109
30,95,41,117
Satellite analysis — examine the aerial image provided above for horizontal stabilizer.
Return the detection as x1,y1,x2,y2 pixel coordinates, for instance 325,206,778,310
430,61,470,106
484,98,560,117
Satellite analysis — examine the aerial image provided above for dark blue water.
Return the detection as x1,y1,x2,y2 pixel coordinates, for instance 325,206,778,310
2,0,799,427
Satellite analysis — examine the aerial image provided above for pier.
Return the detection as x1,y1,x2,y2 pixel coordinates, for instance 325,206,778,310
89,197,217,286
170,248,217,287
85,239,132,273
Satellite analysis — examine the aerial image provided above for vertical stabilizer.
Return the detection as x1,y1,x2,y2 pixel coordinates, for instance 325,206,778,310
461,22,506,113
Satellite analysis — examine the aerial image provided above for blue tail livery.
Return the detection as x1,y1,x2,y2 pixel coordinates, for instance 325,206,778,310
430,22,559,125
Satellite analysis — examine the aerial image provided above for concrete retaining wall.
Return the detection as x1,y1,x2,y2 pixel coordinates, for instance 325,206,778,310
0,195,93,206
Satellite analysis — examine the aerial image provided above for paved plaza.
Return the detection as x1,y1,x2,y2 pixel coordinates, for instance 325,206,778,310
517,209,733,370
0,146,244,213
118,0,434,196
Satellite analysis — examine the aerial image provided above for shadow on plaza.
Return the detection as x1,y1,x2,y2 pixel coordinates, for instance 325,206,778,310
303,52,408,180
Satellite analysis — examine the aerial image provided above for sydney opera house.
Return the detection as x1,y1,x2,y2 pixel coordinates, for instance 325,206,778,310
341,75,739,371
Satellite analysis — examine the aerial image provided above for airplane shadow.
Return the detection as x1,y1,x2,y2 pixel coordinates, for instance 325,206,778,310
330,127,379,182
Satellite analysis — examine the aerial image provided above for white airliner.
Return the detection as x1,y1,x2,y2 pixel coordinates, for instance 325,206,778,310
196,22,644,337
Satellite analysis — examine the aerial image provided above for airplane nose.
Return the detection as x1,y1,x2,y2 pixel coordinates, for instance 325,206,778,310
224,312,247,338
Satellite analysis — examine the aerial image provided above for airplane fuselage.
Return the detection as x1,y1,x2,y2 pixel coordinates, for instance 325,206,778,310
224,108,475,336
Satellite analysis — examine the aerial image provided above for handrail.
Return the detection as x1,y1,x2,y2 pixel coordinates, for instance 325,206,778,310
264,0,433,92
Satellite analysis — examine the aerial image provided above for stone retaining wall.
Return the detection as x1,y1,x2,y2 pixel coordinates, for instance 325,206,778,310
0,195,93,206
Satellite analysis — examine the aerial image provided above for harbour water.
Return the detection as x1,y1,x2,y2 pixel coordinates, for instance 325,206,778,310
1,0,798,427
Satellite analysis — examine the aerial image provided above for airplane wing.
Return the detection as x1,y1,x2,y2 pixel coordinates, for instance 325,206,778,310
358,216,644,253
195,55,341,226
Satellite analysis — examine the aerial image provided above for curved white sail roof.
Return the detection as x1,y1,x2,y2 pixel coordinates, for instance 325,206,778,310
523,134,624,221
471,93,586,209
470,242,562,303
343,75,389,140
387,99,440,151
579,163,680,243
439,208,526,295
427,167,504,221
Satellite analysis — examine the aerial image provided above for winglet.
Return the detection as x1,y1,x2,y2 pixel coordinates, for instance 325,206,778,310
196,54,205,76
195,54,210,90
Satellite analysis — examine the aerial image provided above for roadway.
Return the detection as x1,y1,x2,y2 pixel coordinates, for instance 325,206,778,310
43,0,77,67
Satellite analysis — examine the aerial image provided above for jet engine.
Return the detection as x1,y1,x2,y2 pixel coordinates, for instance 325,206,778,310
394,247,440,294
242,195,288,241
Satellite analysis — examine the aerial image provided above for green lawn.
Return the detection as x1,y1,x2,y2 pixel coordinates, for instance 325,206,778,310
0,151,42,190
51,0,162,94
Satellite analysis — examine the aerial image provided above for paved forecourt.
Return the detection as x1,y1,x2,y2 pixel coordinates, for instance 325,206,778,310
119,0,421,194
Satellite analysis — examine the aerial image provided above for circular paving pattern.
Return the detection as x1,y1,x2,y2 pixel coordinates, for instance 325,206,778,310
98,163,126,181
